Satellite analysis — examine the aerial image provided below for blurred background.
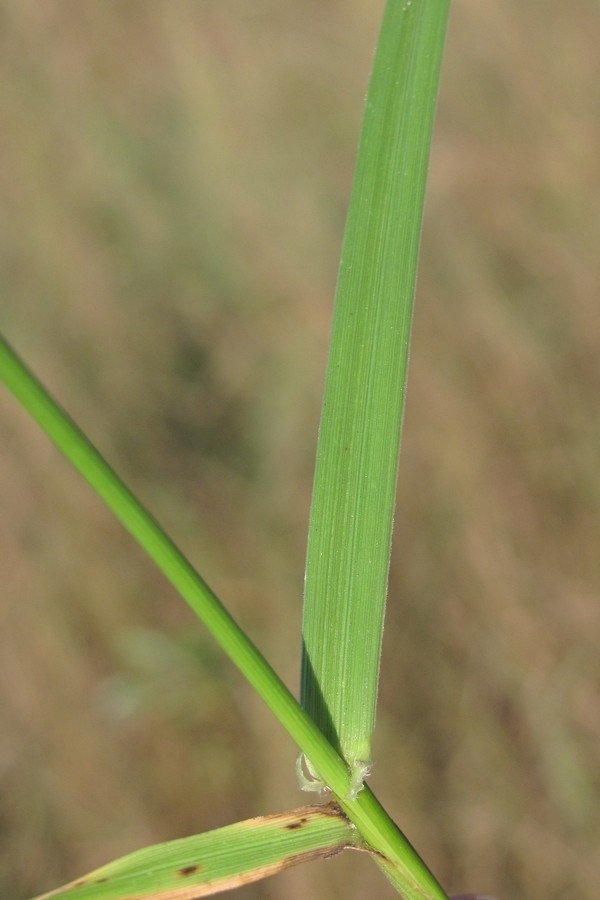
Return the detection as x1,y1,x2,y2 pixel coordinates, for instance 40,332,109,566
1,1,599,898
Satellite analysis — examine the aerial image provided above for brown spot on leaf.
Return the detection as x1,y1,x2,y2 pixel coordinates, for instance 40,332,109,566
284,816,308,830
178,863,201,876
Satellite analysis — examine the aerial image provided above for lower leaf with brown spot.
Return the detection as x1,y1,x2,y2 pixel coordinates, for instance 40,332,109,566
32,803,357,900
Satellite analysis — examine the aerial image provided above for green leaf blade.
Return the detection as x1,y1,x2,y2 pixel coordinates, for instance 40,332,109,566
0,331,449,899
2,3,453,896
302,0,450,786
33,804,356,900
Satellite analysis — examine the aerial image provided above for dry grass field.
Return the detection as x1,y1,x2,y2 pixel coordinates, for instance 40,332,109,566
1,2,599,899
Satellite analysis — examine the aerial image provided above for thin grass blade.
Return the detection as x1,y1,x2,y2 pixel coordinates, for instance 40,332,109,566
0,335,450,897
301,0,450,796
1,3,453,894
32,803,356,900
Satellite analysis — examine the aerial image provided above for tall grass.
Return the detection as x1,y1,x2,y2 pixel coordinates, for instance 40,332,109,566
2,3,451,896
1,2,599,899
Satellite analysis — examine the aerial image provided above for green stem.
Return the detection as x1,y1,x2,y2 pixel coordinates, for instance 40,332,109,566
1,332,448,899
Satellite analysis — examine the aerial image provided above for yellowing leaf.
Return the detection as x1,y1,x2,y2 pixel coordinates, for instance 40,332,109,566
33,802,358,900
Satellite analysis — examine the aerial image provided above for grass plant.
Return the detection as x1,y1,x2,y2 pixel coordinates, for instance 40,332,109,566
3,3,598,899
0,1,503,897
